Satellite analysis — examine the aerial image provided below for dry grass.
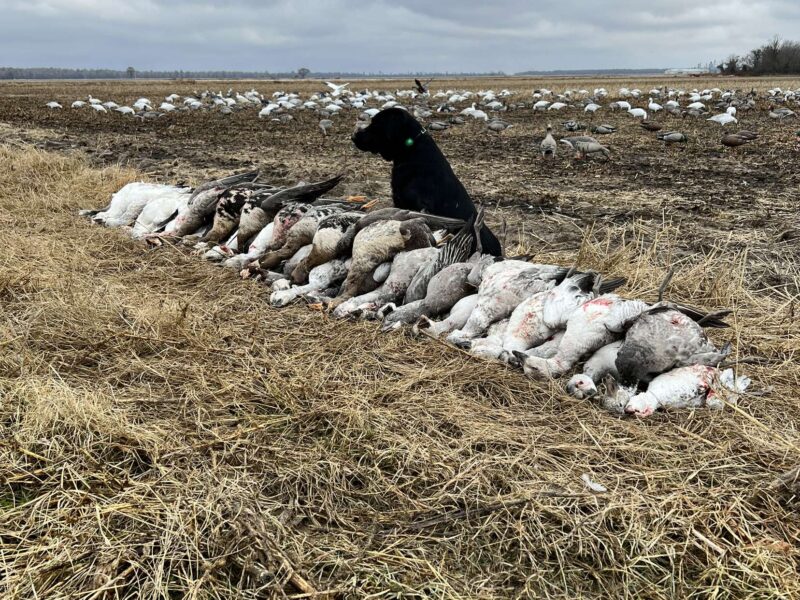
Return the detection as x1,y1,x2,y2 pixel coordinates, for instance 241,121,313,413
1,146,800,599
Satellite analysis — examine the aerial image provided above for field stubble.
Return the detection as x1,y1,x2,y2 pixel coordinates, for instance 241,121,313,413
0,77,799,598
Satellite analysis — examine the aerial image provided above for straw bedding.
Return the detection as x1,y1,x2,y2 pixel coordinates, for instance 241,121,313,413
1,146,799,598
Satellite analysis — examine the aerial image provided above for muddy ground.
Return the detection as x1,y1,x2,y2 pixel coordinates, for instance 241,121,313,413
3,78,800,598
1,76,798,289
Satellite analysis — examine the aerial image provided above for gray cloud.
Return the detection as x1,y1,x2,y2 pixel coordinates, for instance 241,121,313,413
0,0,797,72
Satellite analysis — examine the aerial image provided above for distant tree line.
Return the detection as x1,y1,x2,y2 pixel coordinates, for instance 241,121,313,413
718,36,800,75
0,67,508,80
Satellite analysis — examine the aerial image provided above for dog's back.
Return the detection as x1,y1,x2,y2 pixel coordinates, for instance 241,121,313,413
390,137,502,256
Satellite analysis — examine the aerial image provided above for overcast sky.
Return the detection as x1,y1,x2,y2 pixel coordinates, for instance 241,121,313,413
2,0,799,72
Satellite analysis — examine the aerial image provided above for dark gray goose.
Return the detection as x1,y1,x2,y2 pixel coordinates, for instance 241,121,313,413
403,209,483,304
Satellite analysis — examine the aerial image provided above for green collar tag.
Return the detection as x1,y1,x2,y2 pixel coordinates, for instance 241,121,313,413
405,137,414,147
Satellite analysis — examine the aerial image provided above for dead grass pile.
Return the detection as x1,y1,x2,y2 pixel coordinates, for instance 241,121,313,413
1,146,800,598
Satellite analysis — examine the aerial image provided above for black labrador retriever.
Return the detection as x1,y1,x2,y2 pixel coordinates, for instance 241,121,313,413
352,108,502,256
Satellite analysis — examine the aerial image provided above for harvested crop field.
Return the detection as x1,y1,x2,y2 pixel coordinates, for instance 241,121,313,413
1,77,800,598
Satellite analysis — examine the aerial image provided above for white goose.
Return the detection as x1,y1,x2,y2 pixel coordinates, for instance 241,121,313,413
707,113,737,126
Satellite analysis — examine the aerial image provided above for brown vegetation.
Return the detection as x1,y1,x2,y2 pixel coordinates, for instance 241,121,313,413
1,129,800,597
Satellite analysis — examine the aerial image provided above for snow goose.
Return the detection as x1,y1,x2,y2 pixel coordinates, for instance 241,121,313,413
259,103,279,117
707,113,737,125
590,124,616,134
325,82,350,97
615,304,730,388
318,119,334,136
446,262,569,345
487,119,512,132
518,295,649,379
622,366,750,417
413,294,478,338
565,341,623,400
647,98,663,112
46,102,62,109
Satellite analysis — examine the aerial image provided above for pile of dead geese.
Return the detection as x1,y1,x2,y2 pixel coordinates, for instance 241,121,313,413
81,170,751,418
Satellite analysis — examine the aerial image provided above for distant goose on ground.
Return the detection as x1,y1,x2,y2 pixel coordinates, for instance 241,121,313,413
46,102,62,109
721,134,752,148
590,124,616,134
319,119,334,136
707,113,737,125
540,125,557,158
640,121,662,132
657,131,688,144
627,108,647,119
461,103,488,120
562,120,586,132
769,106,796,120
736,130,759,140
487,119,512,133
71,101,86,108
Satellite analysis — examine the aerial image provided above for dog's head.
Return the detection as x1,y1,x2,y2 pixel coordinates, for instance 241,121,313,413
352,108,424,161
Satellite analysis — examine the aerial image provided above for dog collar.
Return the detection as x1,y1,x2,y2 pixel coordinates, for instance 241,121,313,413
404,127,428,147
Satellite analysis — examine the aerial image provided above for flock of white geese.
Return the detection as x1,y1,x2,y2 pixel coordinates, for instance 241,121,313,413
80,153,752,418
47,81,800,157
